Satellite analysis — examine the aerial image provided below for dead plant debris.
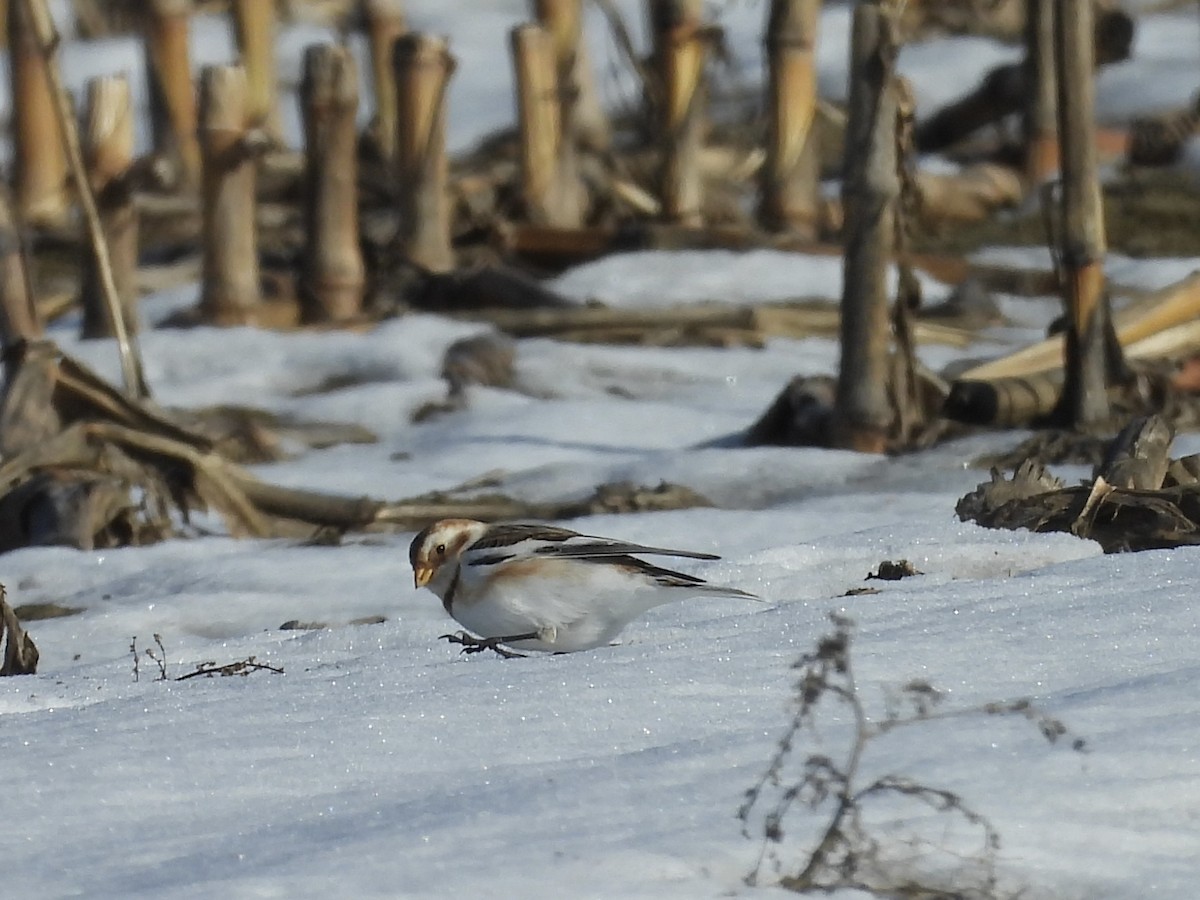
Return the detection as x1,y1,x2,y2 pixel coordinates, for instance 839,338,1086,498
0,342,712,557
13,601,84,621
176,657,284,680
959,414,1200,552
1,584,39,675
739,614,1084,895
131,634,283,681
867,559,923,581
842,586,882,597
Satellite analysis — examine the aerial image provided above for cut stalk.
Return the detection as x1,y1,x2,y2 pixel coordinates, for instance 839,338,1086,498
144,0,202,189
81,75,139,340
299,44,365,322
832,2,898,452
1053,0,1122,426
199,65,262,325
759,0,822,236
9,0,69,227
532,0,610,150
0,186,40,352
511,23,583,226
1023,0,1058,184
650,0,707,226
392,33,455,273
19,0,147,397
363,0,406,161
231,0,281,135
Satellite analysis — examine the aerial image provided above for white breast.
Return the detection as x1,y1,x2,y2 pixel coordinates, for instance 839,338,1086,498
449,557,675,652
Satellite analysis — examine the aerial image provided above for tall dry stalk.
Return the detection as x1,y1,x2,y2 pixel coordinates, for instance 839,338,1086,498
299,44,365,322
81,75,139,340
832,1,899,453
650,0,707,226
1053,0,1123,426
144,0,202,189
511,23,584,227
199,65,263,325
393,33,455,273
18,0,147,397
9,0,69,226
0,186,40,352
232,0,281,135
759,0,822,236
532,0,610,150
1024,0,1058,184
363,0,406,161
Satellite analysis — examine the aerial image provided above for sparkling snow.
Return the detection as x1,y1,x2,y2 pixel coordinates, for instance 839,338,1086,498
2,3,1200,899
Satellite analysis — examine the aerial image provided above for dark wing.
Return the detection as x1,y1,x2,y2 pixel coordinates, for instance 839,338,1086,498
533,538,720,562
466,522,756,599
468,523,585,551
601,554,707,586
468,522,721,562
600,555,758,598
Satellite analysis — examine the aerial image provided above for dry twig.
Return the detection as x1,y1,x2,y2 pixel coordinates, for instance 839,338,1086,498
740,614,1084,893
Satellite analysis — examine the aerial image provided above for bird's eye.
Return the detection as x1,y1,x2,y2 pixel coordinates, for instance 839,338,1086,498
435,543,446,556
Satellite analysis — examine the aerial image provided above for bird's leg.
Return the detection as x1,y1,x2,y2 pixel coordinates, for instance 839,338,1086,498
439,630,539,659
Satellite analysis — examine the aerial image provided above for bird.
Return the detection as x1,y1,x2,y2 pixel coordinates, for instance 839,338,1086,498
408,518,757,656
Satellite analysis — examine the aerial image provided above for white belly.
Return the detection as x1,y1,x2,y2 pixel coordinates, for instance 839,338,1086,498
448,558,670,652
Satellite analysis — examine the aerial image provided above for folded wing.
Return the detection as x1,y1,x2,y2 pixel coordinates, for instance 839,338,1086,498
467,522,721,562
464,522,755,598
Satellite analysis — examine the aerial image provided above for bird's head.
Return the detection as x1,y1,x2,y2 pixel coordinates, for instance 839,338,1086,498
408,518,489,593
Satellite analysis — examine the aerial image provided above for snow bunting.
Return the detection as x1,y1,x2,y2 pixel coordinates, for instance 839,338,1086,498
409,518,756,655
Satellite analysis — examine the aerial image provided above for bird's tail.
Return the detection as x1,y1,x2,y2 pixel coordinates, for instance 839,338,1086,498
694,583,762,601
641,559,759,601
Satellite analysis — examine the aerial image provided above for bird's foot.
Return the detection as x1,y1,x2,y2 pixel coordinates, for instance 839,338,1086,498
440,631,529,659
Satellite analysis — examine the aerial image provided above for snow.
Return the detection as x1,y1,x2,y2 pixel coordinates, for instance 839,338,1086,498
549,248,950,308
3,3,1200,899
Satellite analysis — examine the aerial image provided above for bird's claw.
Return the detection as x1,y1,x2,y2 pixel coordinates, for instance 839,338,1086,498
439,631,527,659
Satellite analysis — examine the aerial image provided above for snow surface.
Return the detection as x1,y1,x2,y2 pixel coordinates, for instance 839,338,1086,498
3,3,1200,899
